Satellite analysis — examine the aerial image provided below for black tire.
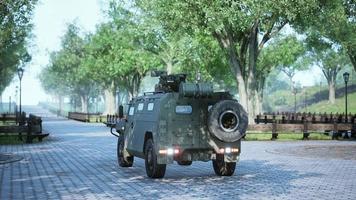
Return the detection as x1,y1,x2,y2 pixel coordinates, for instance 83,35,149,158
208,100,248,142
117,136,134,167
212,154,236,176
177,160,192,166
145,139,166,178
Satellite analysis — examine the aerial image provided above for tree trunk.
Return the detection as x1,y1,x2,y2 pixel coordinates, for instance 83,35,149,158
226,43,248,113
0,94,2,112
347,47,356,72
254,89,263,115
214,27,261,124
58,95,63,116
166,61,173,75
80,95,88,113
127,92,133,102
246,21,259,124
103,81,116,115
213,32,249,113
131,72,142,97
321,67,338,104
328,80,336,104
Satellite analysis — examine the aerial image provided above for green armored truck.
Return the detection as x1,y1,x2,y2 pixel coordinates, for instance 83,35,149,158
112,71,248,178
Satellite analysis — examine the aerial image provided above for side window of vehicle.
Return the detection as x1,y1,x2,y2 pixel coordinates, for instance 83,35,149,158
147,102,154,111
137,103,144,111
128,106,135,116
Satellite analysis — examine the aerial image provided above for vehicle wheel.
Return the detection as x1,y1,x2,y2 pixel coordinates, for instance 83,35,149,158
117,136,134,167
144,139,166,178
177,160,192,166
212,154,236,176
208,100,248,142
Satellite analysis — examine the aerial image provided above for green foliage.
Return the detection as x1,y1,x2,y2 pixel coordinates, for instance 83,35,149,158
263,35,309,80
0,0,37,93
137,0,318,119
38,0,352,116
40,23,95,97
84,3,161,96
295,0,356,71
264,70,290,93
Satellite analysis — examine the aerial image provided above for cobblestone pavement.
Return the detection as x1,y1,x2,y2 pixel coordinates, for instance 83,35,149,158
1,106,355,200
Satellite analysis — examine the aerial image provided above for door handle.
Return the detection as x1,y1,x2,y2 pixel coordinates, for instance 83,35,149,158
131,122,134,129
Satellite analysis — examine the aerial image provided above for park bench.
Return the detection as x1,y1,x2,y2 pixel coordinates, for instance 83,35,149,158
0,113,17,121
0,113,49,143
68,112,105,122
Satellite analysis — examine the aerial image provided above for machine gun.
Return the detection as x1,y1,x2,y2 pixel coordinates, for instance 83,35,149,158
151,71,187,93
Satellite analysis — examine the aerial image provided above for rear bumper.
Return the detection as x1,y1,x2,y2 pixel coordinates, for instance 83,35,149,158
157,148,240,164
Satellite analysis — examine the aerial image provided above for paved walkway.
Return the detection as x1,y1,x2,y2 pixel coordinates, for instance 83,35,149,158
1,106,355,200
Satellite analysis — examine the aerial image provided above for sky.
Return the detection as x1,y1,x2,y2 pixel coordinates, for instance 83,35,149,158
2,0,105,105
2,0,325,105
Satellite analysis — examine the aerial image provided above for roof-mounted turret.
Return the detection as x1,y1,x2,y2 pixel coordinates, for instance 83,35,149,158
152,71,187,93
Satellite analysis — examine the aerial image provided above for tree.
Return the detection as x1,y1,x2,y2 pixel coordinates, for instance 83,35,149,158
306,32,351,103
137,0,319,122
40,23,97,113
39,54,69,114
256,35,308,113
84,3,160,114
295,0,356,71
272,36,309,89
0,0,37,93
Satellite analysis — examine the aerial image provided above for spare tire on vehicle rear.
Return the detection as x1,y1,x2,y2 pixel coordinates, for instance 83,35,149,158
208,100,248,142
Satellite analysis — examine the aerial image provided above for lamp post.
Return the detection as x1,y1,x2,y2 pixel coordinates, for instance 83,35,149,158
292,82,297,113
9,96,11,113
319,81,322,101
304,89,308,112
343,72,349,139
17,67,24,116
290,87,297,113
343,72,349,119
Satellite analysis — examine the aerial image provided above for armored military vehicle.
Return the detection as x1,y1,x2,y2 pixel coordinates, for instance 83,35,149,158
111,71,248,178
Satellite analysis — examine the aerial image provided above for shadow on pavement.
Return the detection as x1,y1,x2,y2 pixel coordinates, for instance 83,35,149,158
102,159,322,199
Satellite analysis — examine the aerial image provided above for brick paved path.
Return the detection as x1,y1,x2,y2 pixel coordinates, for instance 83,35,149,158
1,106,355,200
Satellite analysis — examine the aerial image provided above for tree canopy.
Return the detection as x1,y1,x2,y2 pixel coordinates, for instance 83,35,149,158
36,0,354,117
0,0,37,93
136,0,319,121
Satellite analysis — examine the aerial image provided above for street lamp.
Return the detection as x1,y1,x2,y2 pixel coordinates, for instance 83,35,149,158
343,72,349,121
292,81,297,113
293,88,297,113
17,67,24,116
15,86,18,112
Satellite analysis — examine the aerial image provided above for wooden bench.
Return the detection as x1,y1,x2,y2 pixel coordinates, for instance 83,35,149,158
0,113,49,143
68,112,105,123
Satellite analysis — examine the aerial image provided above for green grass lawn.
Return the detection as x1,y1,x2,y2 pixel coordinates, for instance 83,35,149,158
0,134,44,145
300,92,356,114
0,135,27,145
0,121,17,126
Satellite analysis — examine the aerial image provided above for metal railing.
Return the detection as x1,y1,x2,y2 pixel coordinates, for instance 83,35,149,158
248,112,356,140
